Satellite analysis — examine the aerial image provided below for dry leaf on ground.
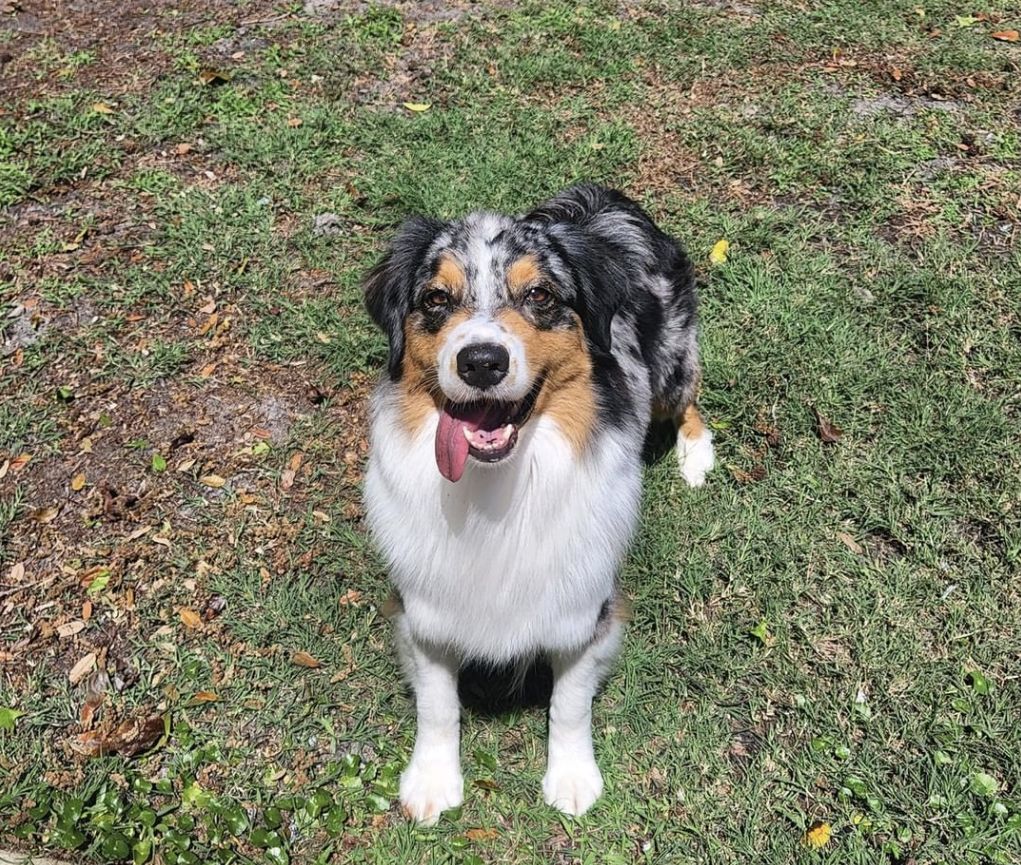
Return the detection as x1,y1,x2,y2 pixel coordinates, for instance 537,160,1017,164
179,608,202,629
836,532,863,555
814,408,843,444
70,713,166,757
57,620,86,638
292,651,321,669
68,653,97,685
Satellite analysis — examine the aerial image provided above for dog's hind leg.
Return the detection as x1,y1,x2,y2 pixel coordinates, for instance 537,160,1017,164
676,402,715,488
395,617,464,826
543,615,623,817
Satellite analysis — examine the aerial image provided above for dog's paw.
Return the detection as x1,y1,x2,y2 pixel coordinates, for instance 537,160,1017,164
677,428,715,488
400,756,463,826
543,759,603,817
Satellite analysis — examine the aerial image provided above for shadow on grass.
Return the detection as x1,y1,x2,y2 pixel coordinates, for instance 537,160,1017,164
459,658,554,716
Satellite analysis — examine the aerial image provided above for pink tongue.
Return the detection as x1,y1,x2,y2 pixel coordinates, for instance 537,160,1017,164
435,404,506,482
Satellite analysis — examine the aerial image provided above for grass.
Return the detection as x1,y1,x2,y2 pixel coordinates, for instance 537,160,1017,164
1,0,1020,863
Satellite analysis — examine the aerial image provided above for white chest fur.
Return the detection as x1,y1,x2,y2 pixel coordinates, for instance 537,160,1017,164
365,393,642,663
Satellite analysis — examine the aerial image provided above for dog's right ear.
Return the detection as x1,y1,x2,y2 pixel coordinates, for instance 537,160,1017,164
364,216,446,380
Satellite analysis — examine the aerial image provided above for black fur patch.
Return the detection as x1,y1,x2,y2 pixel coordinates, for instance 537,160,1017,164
364,216,447,379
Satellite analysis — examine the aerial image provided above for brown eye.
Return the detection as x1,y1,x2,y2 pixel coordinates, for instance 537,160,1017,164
526,285,553,306
425,289,451,308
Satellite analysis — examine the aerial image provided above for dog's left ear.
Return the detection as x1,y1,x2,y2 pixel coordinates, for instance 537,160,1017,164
570,238,629,356
364,216,446,379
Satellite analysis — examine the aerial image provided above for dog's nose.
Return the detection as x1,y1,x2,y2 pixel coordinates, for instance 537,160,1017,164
456,343,509,389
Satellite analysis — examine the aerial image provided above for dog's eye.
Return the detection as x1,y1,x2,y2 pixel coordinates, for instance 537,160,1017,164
425,289,451,309
526,285,553,306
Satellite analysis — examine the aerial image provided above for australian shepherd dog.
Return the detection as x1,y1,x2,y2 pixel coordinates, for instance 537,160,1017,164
363,184,714,823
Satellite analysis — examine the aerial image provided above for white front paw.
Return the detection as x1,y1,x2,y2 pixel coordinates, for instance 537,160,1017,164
678,429,715,488
543,759,604,817
400,755,463,826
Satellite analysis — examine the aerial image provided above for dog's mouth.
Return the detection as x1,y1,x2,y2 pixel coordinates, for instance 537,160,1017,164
434,379,542,483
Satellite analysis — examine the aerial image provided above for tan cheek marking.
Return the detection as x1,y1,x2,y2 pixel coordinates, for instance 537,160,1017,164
497,310,596,455
679,403,706,441
434,254,466,301
506,255,542,297
399,311,471,435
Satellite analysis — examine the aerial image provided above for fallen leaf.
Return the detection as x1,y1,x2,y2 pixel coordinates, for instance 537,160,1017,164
292,651,321,669
197,312,218,335
58,620,86,638
752,419,781,447
10,453,32,472
91,101,115,114
338,589,363,607
280,469,296,490
729,466,754,484
890,65,903,81
69,652,97,685
0,707,26,731
954,14,979,27
198,67,232,86
288,452,305,472
200,474,226,488
813,408,843,444
749,620,773,646
403,101,431,112
175,142,193,156
85,569,110,596
71,472,86,491
474,779,500,791
179,608,202,629
80,670,109,729
465,828,500,842
991,29,1019,42
836,531,863,555
151,452,167,472
177,458,197,472
287,116,303,127
30,506,59,524
82,600,93,621
803,821,832,849
709,238,730,265
8,561,24,582
189,690,219,704
70,713,167,757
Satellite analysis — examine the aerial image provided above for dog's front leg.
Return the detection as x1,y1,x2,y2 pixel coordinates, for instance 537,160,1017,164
396,620,464,825
543,617,623,817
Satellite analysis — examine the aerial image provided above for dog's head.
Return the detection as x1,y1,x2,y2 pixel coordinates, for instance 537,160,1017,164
365,210,627,482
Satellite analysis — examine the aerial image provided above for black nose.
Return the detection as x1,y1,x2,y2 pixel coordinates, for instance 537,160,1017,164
456,343,509,389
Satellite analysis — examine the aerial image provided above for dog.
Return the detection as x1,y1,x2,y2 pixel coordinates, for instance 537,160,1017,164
362,184,714,824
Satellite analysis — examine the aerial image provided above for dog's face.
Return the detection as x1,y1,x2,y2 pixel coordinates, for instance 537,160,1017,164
365,212,626,482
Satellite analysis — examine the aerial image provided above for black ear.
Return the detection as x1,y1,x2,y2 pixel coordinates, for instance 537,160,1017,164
569,237,629,356
364,216,446,379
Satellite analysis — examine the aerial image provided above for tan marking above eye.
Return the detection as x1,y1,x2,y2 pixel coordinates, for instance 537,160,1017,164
506,254,543,296
433,254,467,299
